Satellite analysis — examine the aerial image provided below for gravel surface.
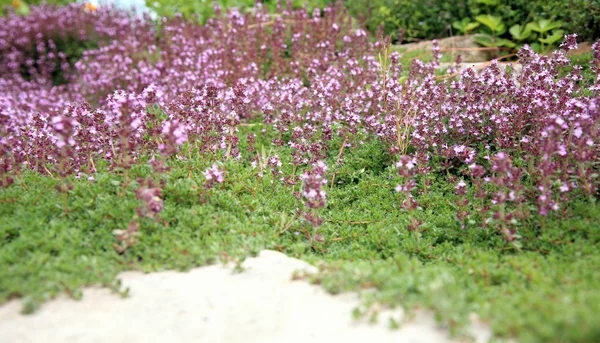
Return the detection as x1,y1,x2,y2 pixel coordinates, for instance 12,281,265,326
0,250,491,343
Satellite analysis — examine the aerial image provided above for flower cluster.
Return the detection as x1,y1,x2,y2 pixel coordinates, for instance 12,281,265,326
267,155,283,179
0,4,598,242
135,178,164,219
203,164,225,189
395,155,419,211
301,161,328,210
299,161,328,231
0,3,154,85
159,120,187,156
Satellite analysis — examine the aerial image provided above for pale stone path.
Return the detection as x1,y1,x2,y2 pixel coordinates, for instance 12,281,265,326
0,250,491,343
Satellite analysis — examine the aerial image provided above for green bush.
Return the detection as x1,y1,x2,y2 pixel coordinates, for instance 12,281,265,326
531,0,600,42
6,1,599,43
345,0,600,43
468,0,600,42
345,0,470,42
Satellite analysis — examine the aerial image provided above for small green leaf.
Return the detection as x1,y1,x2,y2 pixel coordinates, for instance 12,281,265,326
475,15,505,34
452,20,464,31
378,6,391,17
530,42,542,53
452,18,480,35
495,38,517,48
464,22,480,34
476,0,499,5
474,34,495,47
509,24,532,41
538,30,565,45
527,19,562,34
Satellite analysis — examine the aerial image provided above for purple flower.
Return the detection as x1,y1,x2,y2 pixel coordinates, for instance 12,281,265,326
203,164,225,189
135,178,164,219
560,34,578,51
301,161,328,209
455,180,468,196
160,120,187,156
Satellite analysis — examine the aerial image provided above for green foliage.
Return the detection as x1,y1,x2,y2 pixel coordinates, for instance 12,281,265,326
11,0,598,45
473,34,515,49
475,14,505,35
345,0,470,42
461,3,571,55
345,0,599,45
527,19,563,34
509,24,532,42
328,137,391,186
523,0,600,42
2,109,600,341
5,0,600,45
146,0,221,23
49,36,100,85
474,0,498,5
452,18,479,35
473,14,517,51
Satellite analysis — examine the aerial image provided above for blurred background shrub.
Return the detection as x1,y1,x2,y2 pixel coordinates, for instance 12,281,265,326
2,0,597,66
144,0,600,44
0,0,73,16
0,1,155,85
5,1,598,43
146,0,335,23
346,0,600,43
345,0,470,42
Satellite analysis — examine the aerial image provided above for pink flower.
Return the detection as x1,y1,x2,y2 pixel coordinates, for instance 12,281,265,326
204,164,225,189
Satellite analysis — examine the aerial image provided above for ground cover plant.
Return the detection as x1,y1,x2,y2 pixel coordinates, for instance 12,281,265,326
1,2,600,342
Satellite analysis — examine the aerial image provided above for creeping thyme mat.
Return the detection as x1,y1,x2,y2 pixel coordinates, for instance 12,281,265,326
2,136,600,342
1,3,600,343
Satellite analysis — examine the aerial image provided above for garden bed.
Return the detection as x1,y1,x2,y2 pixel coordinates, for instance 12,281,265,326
1,3,599,343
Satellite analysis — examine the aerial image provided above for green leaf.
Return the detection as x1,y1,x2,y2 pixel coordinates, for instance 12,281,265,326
509,24,532,41
475,0,499,5
473,35,515,48
527,19,563,34
378,6,391,17
530,42,542,53
464,22,481,34
452,18,480,35
475,15,505,34
452,20,463,31
495,38,517,48
538,30,565,45
474,34,495,47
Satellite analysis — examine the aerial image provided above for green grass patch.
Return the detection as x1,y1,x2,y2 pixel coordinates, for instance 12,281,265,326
1,127,599,343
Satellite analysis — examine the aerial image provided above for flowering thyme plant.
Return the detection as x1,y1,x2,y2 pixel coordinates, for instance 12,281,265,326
203,164,225,190
0,3,597,245
299,161,328,242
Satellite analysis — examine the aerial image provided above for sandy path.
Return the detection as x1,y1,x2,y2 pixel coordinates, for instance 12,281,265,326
0,250,491,343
